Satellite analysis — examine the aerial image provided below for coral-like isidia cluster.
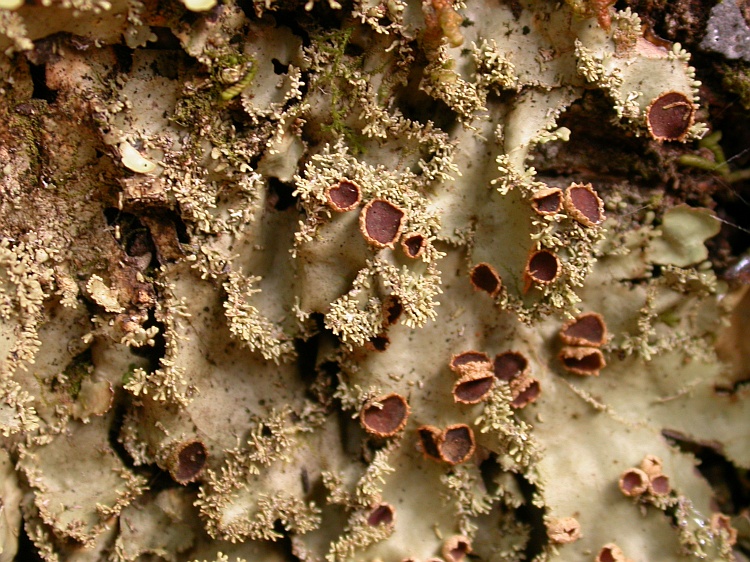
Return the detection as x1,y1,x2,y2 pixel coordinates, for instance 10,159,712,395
0,0,748,560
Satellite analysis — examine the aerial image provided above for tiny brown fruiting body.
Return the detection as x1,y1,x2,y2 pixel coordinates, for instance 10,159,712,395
401,232,427,259
450,350,491,374
648,474,671,496
710,513,738,546
564,183,604,227
367,503,395,527
509,376,541,408
442,535,472,562
531,187,563,215
525,249,560,285
453,371,495,404
469,262,502,297
325,179,362,211
639,454,664,478
360,393,410,437
559,346,606,376
646,91,695,142
167,439,208,484
439,424,476,465
618,467,649,497
417,425,443,461
560,312,607,347
596,543,630,562
493,351,530,382
547,516,582,544
359,198,406,248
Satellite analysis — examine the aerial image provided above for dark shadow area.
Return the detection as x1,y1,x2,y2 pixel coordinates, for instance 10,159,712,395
513,472,548,560
663,430,750,516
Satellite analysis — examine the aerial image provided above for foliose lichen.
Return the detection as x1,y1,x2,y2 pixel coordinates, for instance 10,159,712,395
0,0,747,561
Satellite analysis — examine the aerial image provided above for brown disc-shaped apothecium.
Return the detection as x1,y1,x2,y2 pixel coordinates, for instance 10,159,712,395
453,372,495,404
438,424,476,465
559,346,606,376
325,179,362,212
450,350,491,374
417,425,442,461
525,250,560,284
646,91,695,142
401,232,427,259
382,295,403,326
442,535,472,562
168,439,208,484
547,516,582,544
361,393,410,437
560,312,607,347
494,351,530,382
531,187,563,215
367,502,395,527
639,454,664,478
510,376,541,408
596,543,629,562
564,183,604,227
648,474,671,496
469,262,502,297
360,198,405,248
618,467,649,496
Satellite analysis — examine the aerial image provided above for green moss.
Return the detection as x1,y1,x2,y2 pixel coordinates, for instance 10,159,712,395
121,363,141,387
61,349,94,400
722,61,750,111
307,28,370,152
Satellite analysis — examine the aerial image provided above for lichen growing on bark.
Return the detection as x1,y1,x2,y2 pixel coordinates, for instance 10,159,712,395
0,0,748,561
